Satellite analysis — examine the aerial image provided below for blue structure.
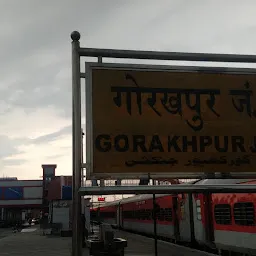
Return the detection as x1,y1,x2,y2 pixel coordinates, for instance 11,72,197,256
62,186,72,200
3,187,23,200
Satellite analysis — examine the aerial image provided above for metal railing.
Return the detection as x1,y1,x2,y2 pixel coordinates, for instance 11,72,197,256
71,30,256,256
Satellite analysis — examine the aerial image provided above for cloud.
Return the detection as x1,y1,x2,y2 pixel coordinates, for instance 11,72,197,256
0,107,71,139
32,125,72,144
2,158,27,166
2,0,256,117
0,0,127,118
3,133,72,179
0,135,26,159
0,135,28,176
1,0,256,181
0,106,72,176
46,154,67,160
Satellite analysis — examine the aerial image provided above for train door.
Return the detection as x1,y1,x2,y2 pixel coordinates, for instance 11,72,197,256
193,194,207,244
172,194,180,241
204,193,214,244
192,193,215,246
178,194,192,243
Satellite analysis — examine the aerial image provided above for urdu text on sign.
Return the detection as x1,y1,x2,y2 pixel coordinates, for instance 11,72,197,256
86,63,256,177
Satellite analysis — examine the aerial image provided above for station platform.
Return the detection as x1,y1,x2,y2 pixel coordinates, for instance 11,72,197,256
91,225,217,256
0,226,217,256
114,229,216,256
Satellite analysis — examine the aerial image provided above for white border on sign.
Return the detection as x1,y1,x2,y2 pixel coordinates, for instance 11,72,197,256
85,62,256,180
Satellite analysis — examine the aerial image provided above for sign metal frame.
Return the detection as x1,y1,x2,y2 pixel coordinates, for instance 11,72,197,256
79,184,256,196
70,31,256,256
85,62,256,180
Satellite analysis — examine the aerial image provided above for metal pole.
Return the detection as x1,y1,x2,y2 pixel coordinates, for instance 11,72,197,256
152,180,158,256
78,47,256,63
91,196,94,234
81,130,84,187
153,194,158,256
81,130,84,215
71,31,82,256
188,193,196,247
78,184,256,195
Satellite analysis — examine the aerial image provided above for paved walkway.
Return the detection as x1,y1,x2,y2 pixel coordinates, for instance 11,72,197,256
0,226,217,256
0,228,13,239
115,229,217,256
0,227,87,256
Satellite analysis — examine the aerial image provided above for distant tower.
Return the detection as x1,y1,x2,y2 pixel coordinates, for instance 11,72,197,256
41,164,57,212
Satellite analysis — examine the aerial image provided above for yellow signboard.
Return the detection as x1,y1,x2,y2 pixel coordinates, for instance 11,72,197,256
86,63,256,178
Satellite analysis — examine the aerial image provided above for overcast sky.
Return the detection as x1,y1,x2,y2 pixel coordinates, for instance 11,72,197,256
1,0,256,180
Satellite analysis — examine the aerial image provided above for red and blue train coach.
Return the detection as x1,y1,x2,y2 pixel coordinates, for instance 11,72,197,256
211,180,256,254
91,179,256,255
178,179,256,255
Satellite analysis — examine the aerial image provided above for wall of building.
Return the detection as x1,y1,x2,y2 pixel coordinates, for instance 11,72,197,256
47,176,72,201
0,180,42,187
0,180,43,207
23,187,43,199
47,177,61,201
0,164,59,225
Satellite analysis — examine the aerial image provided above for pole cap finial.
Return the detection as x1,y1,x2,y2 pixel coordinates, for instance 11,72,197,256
71,31,80,41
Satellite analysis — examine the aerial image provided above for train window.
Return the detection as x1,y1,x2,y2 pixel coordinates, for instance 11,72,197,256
214,204,231,225
164,208,172,222
155,208,172,222
138,210,143,220
145,209,150,220
233,202,255,226
140,209,149,220
196,200,202,221
130,211,134,219
135,210,139,219
124,208,173,221
197,213,202,220
147,210,151,220
156,208,164,221
125,211,128,219
146,209,152,220
90,211,97,219
143,209,147,220
101,211,115,218
134,210,138,220
159,208,163,221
